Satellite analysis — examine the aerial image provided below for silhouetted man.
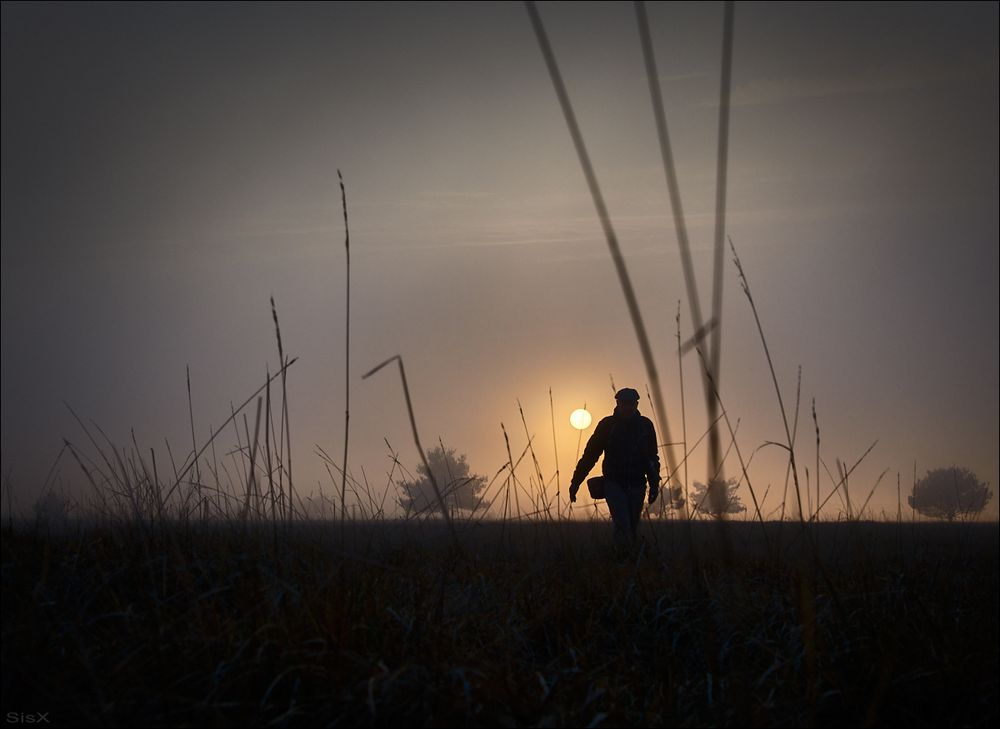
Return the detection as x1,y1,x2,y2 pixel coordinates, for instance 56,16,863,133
568,388,660,547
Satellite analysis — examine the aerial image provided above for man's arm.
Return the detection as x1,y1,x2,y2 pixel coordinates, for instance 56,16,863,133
645,418,661,503
644,419,661,483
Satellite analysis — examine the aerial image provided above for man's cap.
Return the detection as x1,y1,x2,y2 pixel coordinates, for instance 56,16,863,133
615,387,640,403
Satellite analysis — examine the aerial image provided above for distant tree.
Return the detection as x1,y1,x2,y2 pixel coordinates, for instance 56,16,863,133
908,467,992,521
666,483,686,511
398,445,487,516
647,482,686,519
691,478,746,518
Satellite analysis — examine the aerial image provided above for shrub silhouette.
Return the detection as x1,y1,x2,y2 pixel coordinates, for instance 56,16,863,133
691,477,746,517
907,467,992,521
398,445,486,516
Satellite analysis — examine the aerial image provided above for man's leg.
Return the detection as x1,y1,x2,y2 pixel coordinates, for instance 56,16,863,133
627,482,647,541
604,481,631,547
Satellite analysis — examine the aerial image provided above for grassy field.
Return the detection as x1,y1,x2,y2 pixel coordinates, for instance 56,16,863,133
2,519,996,727
3,5,996,729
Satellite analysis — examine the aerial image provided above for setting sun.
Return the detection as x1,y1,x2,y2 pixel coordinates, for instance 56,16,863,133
569,408,592,430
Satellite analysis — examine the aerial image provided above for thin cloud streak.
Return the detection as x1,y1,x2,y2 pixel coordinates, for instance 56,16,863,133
701,56,997,108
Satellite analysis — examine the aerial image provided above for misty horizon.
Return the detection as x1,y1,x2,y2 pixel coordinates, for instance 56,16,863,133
2,1,997,522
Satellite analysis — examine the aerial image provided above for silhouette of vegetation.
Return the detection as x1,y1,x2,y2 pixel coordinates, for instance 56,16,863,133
398,445,486,516
665,482,686,512
32,489,70,529
690,477,746,517
4,522,998,727
908,466,993,521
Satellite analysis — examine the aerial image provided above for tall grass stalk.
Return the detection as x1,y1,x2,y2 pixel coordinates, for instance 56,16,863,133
779,365,803,522
634,0,705,351
635,1,733,516
270,297,297,523
694,347,768,544
812,397,820,520
803,441,877,523
517,399,548,518
230,405,248,501
707,0,735,498
338,169,351,542
837,459,852,519
186,365,203,519
669,411,726,482
265,368,277,525
209,425,222,517
362,354,459,551
676,302,690,514
858,467,890,519
166,357,298,513
500,423,534,521
729,236,807,524
897,471,902,525
573,401,586,466
549,387,560,520
526,0,680,494
240,397,263,522
643,384,668,518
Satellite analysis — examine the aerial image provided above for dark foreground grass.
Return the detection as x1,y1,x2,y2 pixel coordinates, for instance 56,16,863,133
2,520,997,727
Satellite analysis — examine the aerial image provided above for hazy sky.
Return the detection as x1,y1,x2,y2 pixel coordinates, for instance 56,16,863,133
2,1,997,519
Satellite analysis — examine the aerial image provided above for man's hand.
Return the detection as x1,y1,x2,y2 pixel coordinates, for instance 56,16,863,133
648,482,660,505
568,482,580,503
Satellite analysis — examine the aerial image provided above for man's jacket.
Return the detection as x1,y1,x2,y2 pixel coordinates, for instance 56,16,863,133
571,406,660,487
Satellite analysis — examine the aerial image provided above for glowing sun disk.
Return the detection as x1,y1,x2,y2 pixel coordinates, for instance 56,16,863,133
570,408,592,430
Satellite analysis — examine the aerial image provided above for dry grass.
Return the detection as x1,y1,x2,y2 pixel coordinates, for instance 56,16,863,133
3,7,994,728
2,519,996,727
